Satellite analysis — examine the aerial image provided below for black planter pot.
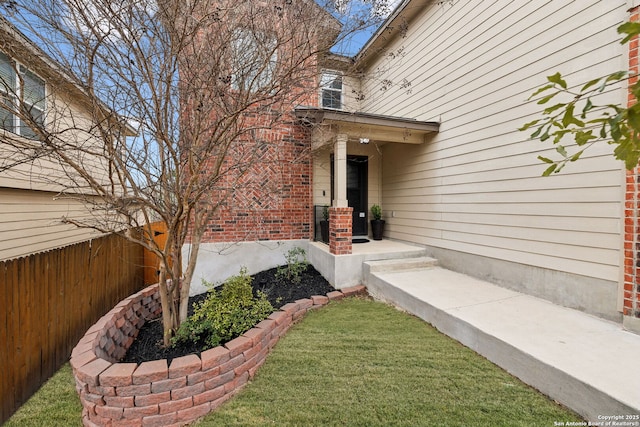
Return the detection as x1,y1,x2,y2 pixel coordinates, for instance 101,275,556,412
320,220,329,243
370,219,385,240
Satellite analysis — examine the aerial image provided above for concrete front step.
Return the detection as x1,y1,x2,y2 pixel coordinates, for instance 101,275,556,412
363,256,439,274
364,266,640,422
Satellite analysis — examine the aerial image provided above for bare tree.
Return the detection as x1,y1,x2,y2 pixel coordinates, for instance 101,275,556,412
0,0,386,346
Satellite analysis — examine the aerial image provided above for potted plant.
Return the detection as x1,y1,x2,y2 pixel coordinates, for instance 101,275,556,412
370,204,385,240
320,205,330,243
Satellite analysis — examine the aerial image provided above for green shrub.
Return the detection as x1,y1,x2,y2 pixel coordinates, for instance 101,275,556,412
371,204,382,220
322,205,329,221
172,267,273,350
276,247,309,284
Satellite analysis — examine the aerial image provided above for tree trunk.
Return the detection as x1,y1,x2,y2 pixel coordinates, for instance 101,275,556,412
157,261,177,347
179,238,200,324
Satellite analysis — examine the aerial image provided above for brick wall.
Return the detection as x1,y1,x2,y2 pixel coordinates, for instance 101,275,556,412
198,116,313,243
178,0,333,246
624,7,640,321
70,282,367,426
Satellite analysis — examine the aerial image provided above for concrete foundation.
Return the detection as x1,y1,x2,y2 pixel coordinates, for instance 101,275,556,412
187,239,622,326
624,315,640,334
184,240,310,295
425,246,621,322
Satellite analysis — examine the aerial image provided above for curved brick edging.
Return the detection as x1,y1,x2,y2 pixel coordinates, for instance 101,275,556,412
70,284,367,427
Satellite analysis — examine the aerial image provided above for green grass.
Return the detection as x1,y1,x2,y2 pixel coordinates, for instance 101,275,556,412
198,298,582,426
5,363,82,427
8,298,582,426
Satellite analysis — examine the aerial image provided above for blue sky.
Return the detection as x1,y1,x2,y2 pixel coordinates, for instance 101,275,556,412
332,26,377,56
328,0,403,56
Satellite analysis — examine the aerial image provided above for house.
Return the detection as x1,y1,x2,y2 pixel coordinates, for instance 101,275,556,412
187,0,640,334
334,0,636,332
0,18,135,261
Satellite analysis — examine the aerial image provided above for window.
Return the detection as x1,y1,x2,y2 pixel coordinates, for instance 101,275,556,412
0,51,45,139
320,72,342,110
0,52,16,133
231,28,277,92
20,66,45,138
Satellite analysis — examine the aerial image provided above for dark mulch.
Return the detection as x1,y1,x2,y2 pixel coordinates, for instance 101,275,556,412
121,265,335,364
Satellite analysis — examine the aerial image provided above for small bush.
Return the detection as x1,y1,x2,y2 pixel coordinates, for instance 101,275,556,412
276,247,309,284
371,204,382,220
172,267,273,350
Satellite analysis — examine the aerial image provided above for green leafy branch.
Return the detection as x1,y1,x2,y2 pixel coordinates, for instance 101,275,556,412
520,22,640,175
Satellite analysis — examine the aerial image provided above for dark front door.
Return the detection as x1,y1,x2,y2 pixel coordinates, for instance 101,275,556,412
347,156,368,235
331,155,368,236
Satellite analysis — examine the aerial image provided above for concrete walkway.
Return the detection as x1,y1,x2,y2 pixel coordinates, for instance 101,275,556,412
363,257,640,423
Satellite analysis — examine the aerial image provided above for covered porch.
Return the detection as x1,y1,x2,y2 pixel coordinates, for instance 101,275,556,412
295,106,439,257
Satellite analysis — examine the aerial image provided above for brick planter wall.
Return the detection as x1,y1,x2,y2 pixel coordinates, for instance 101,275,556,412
70,283,367,427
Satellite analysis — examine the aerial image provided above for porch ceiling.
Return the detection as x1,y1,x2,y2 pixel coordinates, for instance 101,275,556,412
294,107,440,147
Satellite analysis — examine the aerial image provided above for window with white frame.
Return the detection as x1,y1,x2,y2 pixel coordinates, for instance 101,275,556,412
0,51,45,139
320,71,342,110
0,51,16,134
231,28,277,92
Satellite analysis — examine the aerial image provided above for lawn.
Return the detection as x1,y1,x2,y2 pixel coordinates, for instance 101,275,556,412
7,298,582,426
4,363,83,427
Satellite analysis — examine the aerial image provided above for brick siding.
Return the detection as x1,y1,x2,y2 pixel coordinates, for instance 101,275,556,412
624,7,640,320
194,116,314,243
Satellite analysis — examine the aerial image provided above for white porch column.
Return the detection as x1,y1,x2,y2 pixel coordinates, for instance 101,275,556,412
333,133,348,208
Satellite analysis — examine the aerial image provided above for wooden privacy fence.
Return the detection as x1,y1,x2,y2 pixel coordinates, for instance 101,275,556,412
0,233,145,424
143,221,169,286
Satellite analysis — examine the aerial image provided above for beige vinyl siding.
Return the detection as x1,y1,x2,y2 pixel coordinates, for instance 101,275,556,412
0,26,129,262
359,0,626,282
0,187,102,260
0,147,72,193
0,88,110,194
313,147,332,207
341,74,362,113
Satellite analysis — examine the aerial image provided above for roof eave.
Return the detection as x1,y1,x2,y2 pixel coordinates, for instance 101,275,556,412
294,106,439,145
